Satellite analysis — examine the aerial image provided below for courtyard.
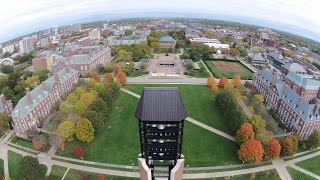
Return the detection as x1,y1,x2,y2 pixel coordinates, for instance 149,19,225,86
147,54,187,75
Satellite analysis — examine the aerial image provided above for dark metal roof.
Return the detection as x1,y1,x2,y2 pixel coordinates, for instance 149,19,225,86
135,87,188,122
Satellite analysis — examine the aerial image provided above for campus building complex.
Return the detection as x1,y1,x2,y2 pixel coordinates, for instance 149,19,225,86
11,67,79,133
253,69,320,139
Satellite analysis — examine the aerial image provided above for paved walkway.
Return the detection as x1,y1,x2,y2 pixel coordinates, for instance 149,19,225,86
272,159,292,180
200,60,213,77
185,117,235,142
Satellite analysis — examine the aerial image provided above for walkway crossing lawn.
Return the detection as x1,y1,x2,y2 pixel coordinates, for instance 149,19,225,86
48,165,68,180
0,159,4,178
287,167,316,180
64,169,138,179
8,151,24,180
59,91,240,166
125,84,233,134
296,155,320,176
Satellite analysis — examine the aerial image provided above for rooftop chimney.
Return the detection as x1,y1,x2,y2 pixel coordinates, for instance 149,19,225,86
26,88,30,93
285,84,290,95
26,92,32,103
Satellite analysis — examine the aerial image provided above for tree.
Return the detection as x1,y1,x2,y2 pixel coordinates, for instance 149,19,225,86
32,135,48,151
232,76,241,88
254,94,264,106
219,77,228,88
207,77,215,87
104,81,120,97
49,133,63,149
33,70,48,82
18,156,47,180
2,86,14,100
74,145,84,158
236,123,255,144
21,75,40,90
83,110,105,132
150,42,160,52
244,81,252,89
230,48,240,56
113,64,122,74
0,113,10,131
186,63,193,71
306,130,320,149
2,52,11,58
57,120,75,142
264,139,281,160
224,81,234,90
76,118,94,143
280,135,298,156
210,83,219,92
255,129,273,145
238,140,264,163
104,73,114,83
283,50,293,58
116,70,127,86
0,65,14,74
75,101,86,115
89,72,101,82
249,114,266,133
80,92,96,106
215,89,246,133
115,50,133,62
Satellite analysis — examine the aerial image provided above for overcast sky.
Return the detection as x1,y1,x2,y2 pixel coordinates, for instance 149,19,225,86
1,0,320,43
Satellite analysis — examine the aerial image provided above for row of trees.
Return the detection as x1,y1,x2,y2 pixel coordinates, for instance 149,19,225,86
112,42,152,62
180,45,213,61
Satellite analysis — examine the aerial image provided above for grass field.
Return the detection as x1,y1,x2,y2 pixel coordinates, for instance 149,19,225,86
48,165,68,180
287,167,316,180
8,151,24,180
202,169,280,180
125,84,233,134
204,60,253,80
10,137,33,149
60,89,239,166
0,159,4,178
296,155,320,176
64,169,138,180
188,63,210,78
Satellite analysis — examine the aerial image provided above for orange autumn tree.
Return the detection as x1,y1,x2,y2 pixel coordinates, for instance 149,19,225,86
219,77,228,88
264,139,281,160
235,123,255,144
238,139,264,163
113,64,121,74
116,70,127,86
280,135,298,156
104,73,114,83
90,72,101,82
207,77,215,87
232,76,241,88
211,83,219,92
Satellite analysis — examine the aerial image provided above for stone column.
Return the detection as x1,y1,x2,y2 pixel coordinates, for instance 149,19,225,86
138,158,152,180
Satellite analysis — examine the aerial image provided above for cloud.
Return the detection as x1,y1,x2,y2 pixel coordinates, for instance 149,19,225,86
1,0,320,42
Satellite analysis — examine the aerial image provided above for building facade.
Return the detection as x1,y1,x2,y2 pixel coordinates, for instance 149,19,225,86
158,35,176,49
253,69,320,139
19,37,35,54
11,67,79,133
52,46,112,74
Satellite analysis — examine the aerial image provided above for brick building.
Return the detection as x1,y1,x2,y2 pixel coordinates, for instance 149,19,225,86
158,35,176,49
51,46,111,75
253,69,320,139
11,67,79,133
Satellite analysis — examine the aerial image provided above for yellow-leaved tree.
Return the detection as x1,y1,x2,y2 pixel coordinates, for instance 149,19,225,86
76,118,94,143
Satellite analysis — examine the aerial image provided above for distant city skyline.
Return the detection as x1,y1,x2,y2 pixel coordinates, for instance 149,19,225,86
1,0,320,43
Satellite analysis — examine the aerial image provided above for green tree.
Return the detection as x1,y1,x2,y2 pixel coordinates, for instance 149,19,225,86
0,65,14,74
150,42,160,52
2,86,14,99
115,49,133,62
2,52,11,58
255,129,273,145
306,130,320,149
57,120,75,141
34,70,48,82
83,110,105,133
18,156,47,180
76,118,94,143
0,113,10,131
249,114,266,133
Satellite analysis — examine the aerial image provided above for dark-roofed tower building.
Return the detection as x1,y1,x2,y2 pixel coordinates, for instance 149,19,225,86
135,87,187,180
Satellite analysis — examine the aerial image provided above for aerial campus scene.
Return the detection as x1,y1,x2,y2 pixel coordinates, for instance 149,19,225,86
0,1,320,180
